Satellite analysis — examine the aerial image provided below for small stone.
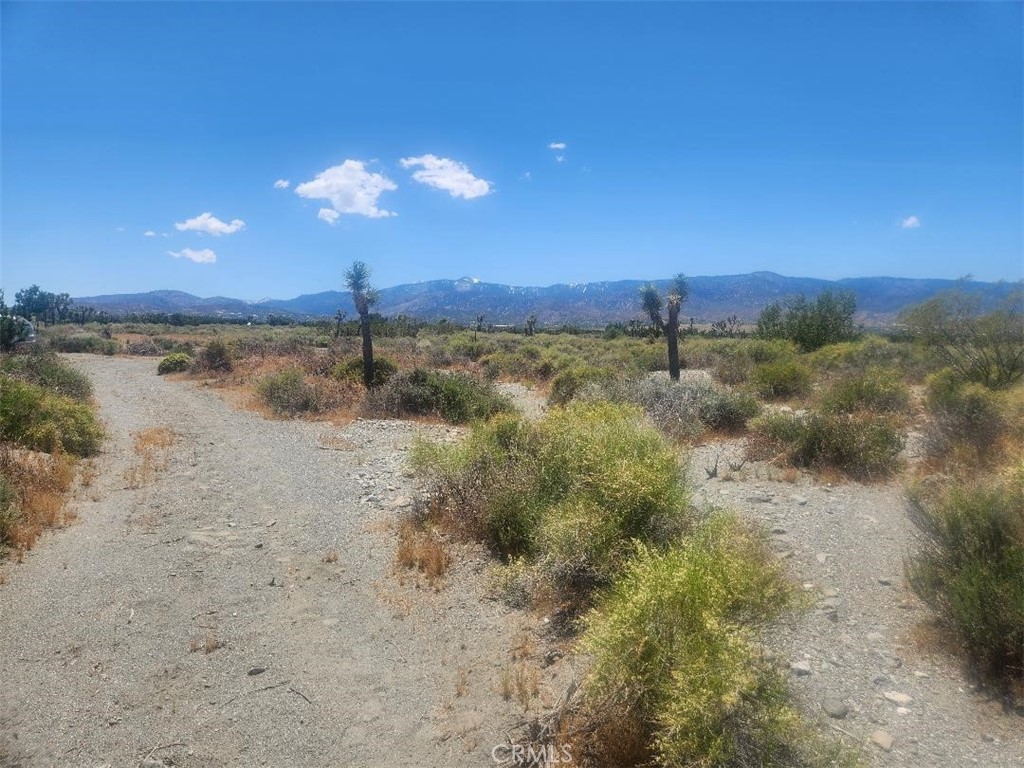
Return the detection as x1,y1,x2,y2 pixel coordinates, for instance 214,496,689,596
896,707,911,715
771,526,787,535
254,542,263,549
790,660,812,676
913,671,930,678
390,496,413,510
823,698,849,719
878,577,893,586
883,691,912,705
247,666,266,676
791,495,809,506
871,730,895,751
816,553,828,564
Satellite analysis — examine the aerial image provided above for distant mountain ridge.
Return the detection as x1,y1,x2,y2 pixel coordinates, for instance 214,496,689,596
74,272,1017,327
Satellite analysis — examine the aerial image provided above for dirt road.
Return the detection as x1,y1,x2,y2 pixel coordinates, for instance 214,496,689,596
0,356,533,767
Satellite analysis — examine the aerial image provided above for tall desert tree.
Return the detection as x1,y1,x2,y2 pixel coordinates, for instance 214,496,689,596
640,274,688,381
345,261,380,388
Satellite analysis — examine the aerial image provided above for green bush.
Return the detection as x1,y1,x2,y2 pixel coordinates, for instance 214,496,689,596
752,411,904,478
157,352,192,375
821,367,910,414
581,513,819,767
756,290,858,352
369,368,513,424
194,338,233,372
907,468,1024,683
924,369,1005,459
1,349,92,402
330,355,397,387
548,365,610,406
0,376,104,456
412,401,687,592
257,368,319,416
750,359,812,400
48,335,118,355
0,472,18,548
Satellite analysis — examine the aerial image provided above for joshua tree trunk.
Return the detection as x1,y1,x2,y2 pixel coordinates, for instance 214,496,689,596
360,311,375,388
667,300,681,382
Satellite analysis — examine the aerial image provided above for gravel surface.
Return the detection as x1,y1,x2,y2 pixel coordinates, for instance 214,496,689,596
0,356,556,767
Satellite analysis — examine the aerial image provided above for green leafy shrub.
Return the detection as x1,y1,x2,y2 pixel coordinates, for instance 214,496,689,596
548,365,611,406
369,368,513,424
907,468,1024,683
257,368,319,416
1,349,92,401
330,355,397,387
924,369,1005,459
756,290,858,352
412,401,687,592
580,514,819,767
0,376,103,456
752,411,904,478
157,352,192,375
48,335,118,355
194,338,233,372
750,359,812,400
821,367,910,414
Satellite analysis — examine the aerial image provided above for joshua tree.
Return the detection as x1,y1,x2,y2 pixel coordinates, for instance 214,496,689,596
474,313,486,341
345,261,379,388
640,274,688,381
525,315,537,337
334,309,347,338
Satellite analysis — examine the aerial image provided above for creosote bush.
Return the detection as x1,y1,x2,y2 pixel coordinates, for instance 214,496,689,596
194,338,233,373
578,513,829,768
820,367,910,415
157,352,192,375
47,335,118,355
751,411,903,478
0,376,104,456
750,359,812,400
257,368,319,416
906,467,1024,685
1,349,93,401
412,401,687,594
924,369,1006,461
368,368,513,424
331,355,397,387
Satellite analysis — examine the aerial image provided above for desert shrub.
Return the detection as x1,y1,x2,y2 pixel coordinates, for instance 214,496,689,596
806,335,932,379
447,332,497,362
1,349,92,401
48,335,118,355
330,355,397,387
369,368,513,424
0,471,18,548
124,339,162,356
194,338,233,372
0,376,103,456
412,401,687,593
902,286,1024,389
907,468,1024,683
750,359,812,400
924,369,1005,459
257,368,319,416
548,366,611,406
752,411,904,478
821,367,910,414
580,513,820,767
594,377,760,441
157,352,192,375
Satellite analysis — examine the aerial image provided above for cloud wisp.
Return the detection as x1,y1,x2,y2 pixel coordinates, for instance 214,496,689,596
274,179,291,189
175,212,246,236
167,248,216,264
900,215,922,229
399,155,492,199
295,160,397,221
547,142,566,150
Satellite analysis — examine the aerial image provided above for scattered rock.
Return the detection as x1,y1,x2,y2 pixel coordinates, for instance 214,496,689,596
823,698,849,719
247,666,266,676
390,496,413,510
883,691,913,705
870,730,895,751
816,553,829,564
790,660,812,676
877,577,894,586
791,495,809,506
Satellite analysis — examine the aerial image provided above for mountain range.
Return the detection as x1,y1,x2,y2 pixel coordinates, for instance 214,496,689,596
73,272,1016,327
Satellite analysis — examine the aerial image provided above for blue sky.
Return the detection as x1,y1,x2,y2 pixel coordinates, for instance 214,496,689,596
2,1,1021,300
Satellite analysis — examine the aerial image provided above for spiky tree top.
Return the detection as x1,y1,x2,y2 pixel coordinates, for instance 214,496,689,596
344,260,379,316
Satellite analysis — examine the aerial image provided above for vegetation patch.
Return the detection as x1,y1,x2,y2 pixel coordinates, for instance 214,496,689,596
820,367,910,415
368,368,513,424
751,411,904,478
157,352,192,375
193,338,233,372
1,349,93,402
750,359,813,400
331,355,397,387
0,376,104,457
907,467,1024,688
257,368,320,416
0,446,75,555
47,334,118,355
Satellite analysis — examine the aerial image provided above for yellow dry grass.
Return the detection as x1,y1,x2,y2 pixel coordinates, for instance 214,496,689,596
123,426,176,489
0,445,75,555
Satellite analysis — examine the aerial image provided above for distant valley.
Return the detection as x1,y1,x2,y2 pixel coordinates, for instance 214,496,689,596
73,272,1016,327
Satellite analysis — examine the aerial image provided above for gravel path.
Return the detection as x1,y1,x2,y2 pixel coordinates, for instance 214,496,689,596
688,439,1023,767
0,356,538,767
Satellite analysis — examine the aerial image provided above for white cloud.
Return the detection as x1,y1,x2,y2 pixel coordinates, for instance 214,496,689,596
167,248,217,264
274,179,291,189
900,215,922,229
175,212,246,236
295,160,397,220
548,142,566,150
161,232,170,238
317,208,340,225
143,230,156,237
399,154,492,199
555,155,566,163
